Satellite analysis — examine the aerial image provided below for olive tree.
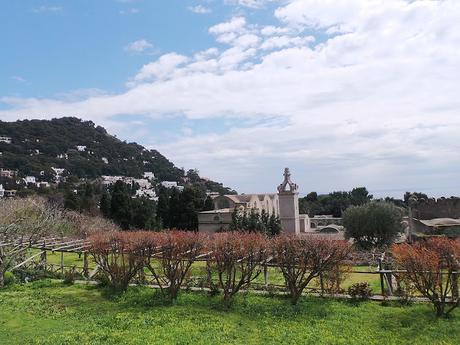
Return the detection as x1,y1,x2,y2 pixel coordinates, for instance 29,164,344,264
343,202,403,249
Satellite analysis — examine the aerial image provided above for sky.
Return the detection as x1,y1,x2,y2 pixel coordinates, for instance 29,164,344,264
1,0,460,198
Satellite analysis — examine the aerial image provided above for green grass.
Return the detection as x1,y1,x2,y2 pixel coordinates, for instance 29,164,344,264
0,280,458,345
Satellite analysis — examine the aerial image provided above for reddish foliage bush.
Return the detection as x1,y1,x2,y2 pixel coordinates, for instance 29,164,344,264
89,231,149,291
392,238,460,317
272,235,352,304
144,231,205,300
207,232,269,307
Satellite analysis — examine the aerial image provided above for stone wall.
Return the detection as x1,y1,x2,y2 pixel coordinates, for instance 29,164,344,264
414,197,460,219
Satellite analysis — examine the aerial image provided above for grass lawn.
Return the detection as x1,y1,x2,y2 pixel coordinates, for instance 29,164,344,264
0,280,459,345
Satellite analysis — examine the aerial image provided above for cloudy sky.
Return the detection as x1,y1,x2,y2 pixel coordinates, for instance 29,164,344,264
1,0,459,197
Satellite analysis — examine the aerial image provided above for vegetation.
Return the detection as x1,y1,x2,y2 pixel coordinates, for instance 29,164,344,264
343,202,404,249
0,280,459,345
0,117,184,181
299,187,373,217
208,232,269,307
0,197,69,287
392,238,460,317
229,209,281,236
348,282,374,301
272,236,352,304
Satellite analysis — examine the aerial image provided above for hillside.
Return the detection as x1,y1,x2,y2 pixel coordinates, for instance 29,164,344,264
0,117,234,194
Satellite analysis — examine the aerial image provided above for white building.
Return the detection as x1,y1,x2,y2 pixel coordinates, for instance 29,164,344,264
24,176,36,184
51,167,65,182
101,157,109,164
161,181,178,189
76,145,87,152
143,172,155,180
0,136,12,144
0,184,4,198
198,168,343,237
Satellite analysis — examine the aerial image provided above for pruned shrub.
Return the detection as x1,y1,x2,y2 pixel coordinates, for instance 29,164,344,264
348,282,373,300
144,231,205,301
208,232,269,307
272,235,352,305
392,238,460,317
89,231,148,292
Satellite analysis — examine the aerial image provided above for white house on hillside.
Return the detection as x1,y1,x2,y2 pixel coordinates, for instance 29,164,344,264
0,184,4,198
0,136,12,144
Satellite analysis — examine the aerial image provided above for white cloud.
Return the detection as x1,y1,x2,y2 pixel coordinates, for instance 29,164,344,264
225,0,275,9
11,76,26,83
124,39,153,53
32,6,62,13
209,17,247,35
119,8,139,15
4,0,460,196
188,5,212,14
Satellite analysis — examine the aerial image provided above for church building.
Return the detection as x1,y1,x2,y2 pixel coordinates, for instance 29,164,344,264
198,168,313,234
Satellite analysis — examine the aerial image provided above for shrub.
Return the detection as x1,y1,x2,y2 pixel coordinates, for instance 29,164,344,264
208,232,269,307
272,235,352,305
392,238,460,317
89,231,148,292
63,268,76,285
144,231,205,301
3,271,15,286
348,282,373,300
321,264,352,295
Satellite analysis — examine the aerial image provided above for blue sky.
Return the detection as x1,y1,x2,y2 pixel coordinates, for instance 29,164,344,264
1,0,460,198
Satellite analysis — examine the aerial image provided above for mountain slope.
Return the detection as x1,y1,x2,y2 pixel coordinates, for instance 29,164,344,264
0,117,234,194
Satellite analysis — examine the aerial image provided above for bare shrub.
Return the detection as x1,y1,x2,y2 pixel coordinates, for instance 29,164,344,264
348,282,373,300
207,232,269,307
64,211,119,238
144,231,205,301
272,235,352,305
89,231,148,292
0,197,69,287
392,238,460,317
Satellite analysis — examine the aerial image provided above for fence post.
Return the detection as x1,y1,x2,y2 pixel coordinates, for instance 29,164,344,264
452,271,459,300
319,272,324,296
264,264,269,288
60,251,64,274
206,261,212,288
378,258,385,296
83,252,89,279
40,240,47,270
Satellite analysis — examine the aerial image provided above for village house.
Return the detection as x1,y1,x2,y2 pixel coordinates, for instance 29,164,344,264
0,136,12,144
23,176,36,185
0,169,17,179
0,184,4,198
76,145,87,152
143,172,155,180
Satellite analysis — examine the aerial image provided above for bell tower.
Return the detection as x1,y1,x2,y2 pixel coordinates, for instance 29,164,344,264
277,168,300,235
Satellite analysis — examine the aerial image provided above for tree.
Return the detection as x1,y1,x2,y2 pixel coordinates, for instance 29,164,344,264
343,202,403,249
0,197,70,287
99,190,111,218
272,235,352,304
208,232,268,307
350,187,373,206
64,189,79,211
392,238,460,317
203,196,214,211
110,180,132,229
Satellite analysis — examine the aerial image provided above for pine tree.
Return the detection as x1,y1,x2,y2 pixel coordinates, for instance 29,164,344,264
110,180,132,230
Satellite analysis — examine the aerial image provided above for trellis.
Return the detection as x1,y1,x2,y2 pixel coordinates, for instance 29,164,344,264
2,236,458,300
